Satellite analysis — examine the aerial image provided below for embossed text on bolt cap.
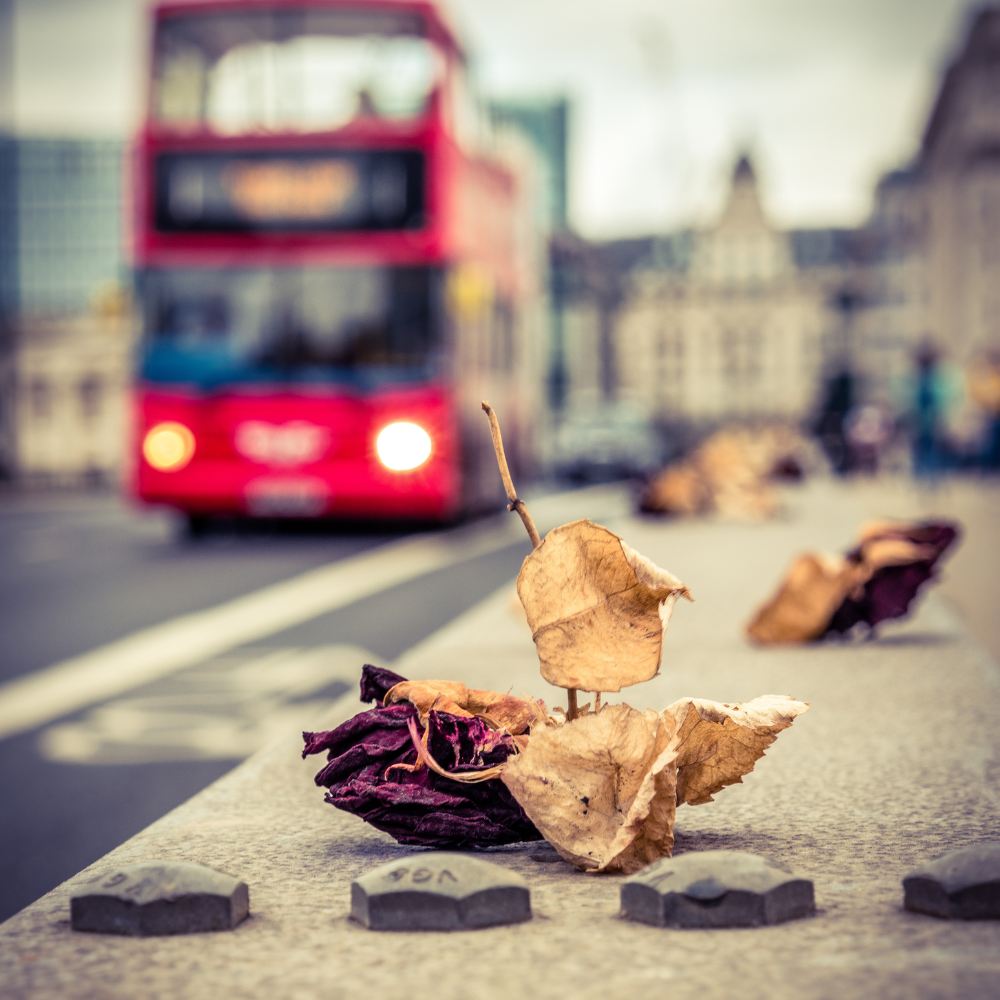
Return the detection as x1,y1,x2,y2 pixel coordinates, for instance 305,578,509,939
71,861,249,936
351,853,531,930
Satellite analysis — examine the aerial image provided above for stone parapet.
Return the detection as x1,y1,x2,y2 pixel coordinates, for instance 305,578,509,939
2,491,998,999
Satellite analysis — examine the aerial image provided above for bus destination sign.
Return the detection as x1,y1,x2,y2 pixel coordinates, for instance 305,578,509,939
154,150,425,233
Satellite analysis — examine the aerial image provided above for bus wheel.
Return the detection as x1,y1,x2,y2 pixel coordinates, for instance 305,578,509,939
185,513,210,537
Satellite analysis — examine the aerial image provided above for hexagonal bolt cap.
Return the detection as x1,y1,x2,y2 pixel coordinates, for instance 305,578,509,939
620,850,815,928
71,861,249,936
351,853,531,931
903,842,1000,920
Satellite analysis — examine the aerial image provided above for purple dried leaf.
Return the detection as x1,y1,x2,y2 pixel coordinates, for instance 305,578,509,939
359,663,407,704
303,673,541,850
827,522,959,634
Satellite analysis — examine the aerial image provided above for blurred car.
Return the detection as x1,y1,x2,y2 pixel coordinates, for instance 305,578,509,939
551,403,662,481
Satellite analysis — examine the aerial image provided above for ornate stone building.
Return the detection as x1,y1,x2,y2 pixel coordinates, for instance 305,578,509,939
830,6,1000,449
613,157,826,428
917,7,1000,366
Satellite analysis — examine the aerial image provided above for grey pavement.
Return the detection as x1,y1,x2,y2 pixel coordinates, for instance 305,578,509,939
1,479,998,999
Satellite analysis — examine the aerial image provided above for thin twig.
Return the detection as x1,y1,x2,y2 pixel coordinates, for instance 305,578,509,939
480,403,576,716
566,688,578,722
481,401,541,549
594,692,602,713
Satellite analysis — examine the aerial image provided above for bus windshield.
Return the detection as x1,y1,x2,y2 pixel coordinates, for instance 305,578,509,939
153,7,441,133
138,265,443,389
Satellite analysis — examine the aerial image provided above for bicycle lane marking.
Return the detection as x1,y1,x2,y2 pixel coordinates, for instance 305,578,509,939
0,522,520,743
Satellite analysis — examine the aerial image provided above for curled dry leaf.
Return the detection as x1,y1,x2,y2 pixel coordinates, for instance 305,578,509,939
516,519,691,693
747,520,960,644
501,704,678,873
640,425,814,519
501,695,809,873
384,679,540,736
385,679,470,717
303,666,541,849
827,521,959,636
746,553,863,644
639,463,710,516
666,695,811,805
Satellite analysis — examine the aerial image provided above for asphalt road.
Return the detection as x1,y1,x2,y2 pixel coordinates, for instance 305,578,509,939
0,493,533,922
0,496,398,685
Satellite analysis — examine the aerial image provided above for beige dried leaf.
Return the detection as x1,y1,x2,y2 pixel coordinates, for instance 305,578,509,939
640,424,813,519
697,430,761,490
639,462,710,516
746,552,865,644
384,680,472,718
746,519,951,645
516,519,691,692
860,536,937,570
464,691,540,736
500,693,809,872
665,695,810,805
500,704,678,873
384,680,539,735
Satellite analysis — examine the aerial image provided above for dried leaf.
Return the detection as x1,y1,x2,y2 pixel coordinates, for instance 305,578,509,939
500,694,809,872
639,425,817,518
827,521,959,635
665,695,811,805
516,519,691,692
384,679,540,735
312,672,808,865
746,552,862,643
748,520,960,643
500,704,678,873
385,680,472,718
304,670,541,849
639,462,710,516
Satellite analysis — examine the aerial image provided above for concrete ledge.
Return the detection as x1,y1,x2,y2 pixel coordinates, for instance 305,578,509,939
2,486,999,1000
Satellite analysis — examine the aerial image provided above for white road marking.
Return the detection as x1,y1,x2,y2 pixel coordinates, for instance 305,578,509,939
38,645,375,765
0,482,626,745
0,526,512,743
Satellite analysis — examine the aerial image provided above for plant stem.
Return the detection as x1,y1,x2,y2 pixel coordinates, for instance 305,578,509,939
566,688,578,721
594,692,601,712
480,402,568,711
481,401,541,549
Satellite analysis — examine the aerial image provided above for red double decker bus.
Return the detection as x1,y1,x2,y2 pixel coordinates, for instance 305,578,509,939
131,0,543,525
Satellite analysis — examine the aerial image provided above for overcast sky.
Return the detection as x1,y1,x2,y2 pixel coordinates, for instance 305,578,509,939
6,0,984,236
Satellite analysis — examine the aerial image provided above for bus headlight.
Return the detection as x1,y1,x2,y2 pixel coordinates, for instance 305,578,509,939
143,422,196,472
376,422,432,471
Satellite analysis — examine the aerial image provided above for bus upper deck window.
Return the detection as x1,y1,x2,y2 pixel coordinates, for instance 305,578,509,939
153,10,442,134
208,36,439,133
155,45,208,124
